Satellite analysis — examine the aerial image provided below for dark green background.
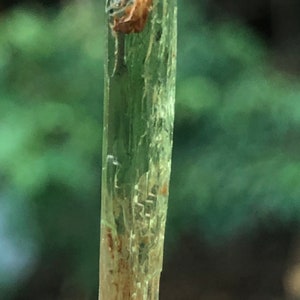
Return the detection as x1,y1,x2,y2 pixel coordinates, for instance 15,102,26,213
1,0,300,299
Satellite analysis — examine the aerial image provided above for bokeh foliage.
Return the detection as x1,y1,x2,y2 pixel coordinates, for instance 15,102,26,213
0,2,103,298
170,1,300,244
1,0,300,298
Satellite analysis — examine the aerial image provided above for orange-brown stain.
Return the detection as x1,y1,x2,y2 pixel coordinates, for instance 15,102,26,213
113,0,153,34
159,182,169,196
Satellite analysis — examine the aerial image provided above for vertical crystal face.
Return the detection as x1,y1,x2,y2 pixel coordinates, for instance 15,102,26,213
100,0,177,299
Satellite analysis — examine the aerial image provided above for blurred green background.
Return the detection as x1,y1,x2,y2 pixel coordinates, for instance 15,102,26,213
1,0,300,299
